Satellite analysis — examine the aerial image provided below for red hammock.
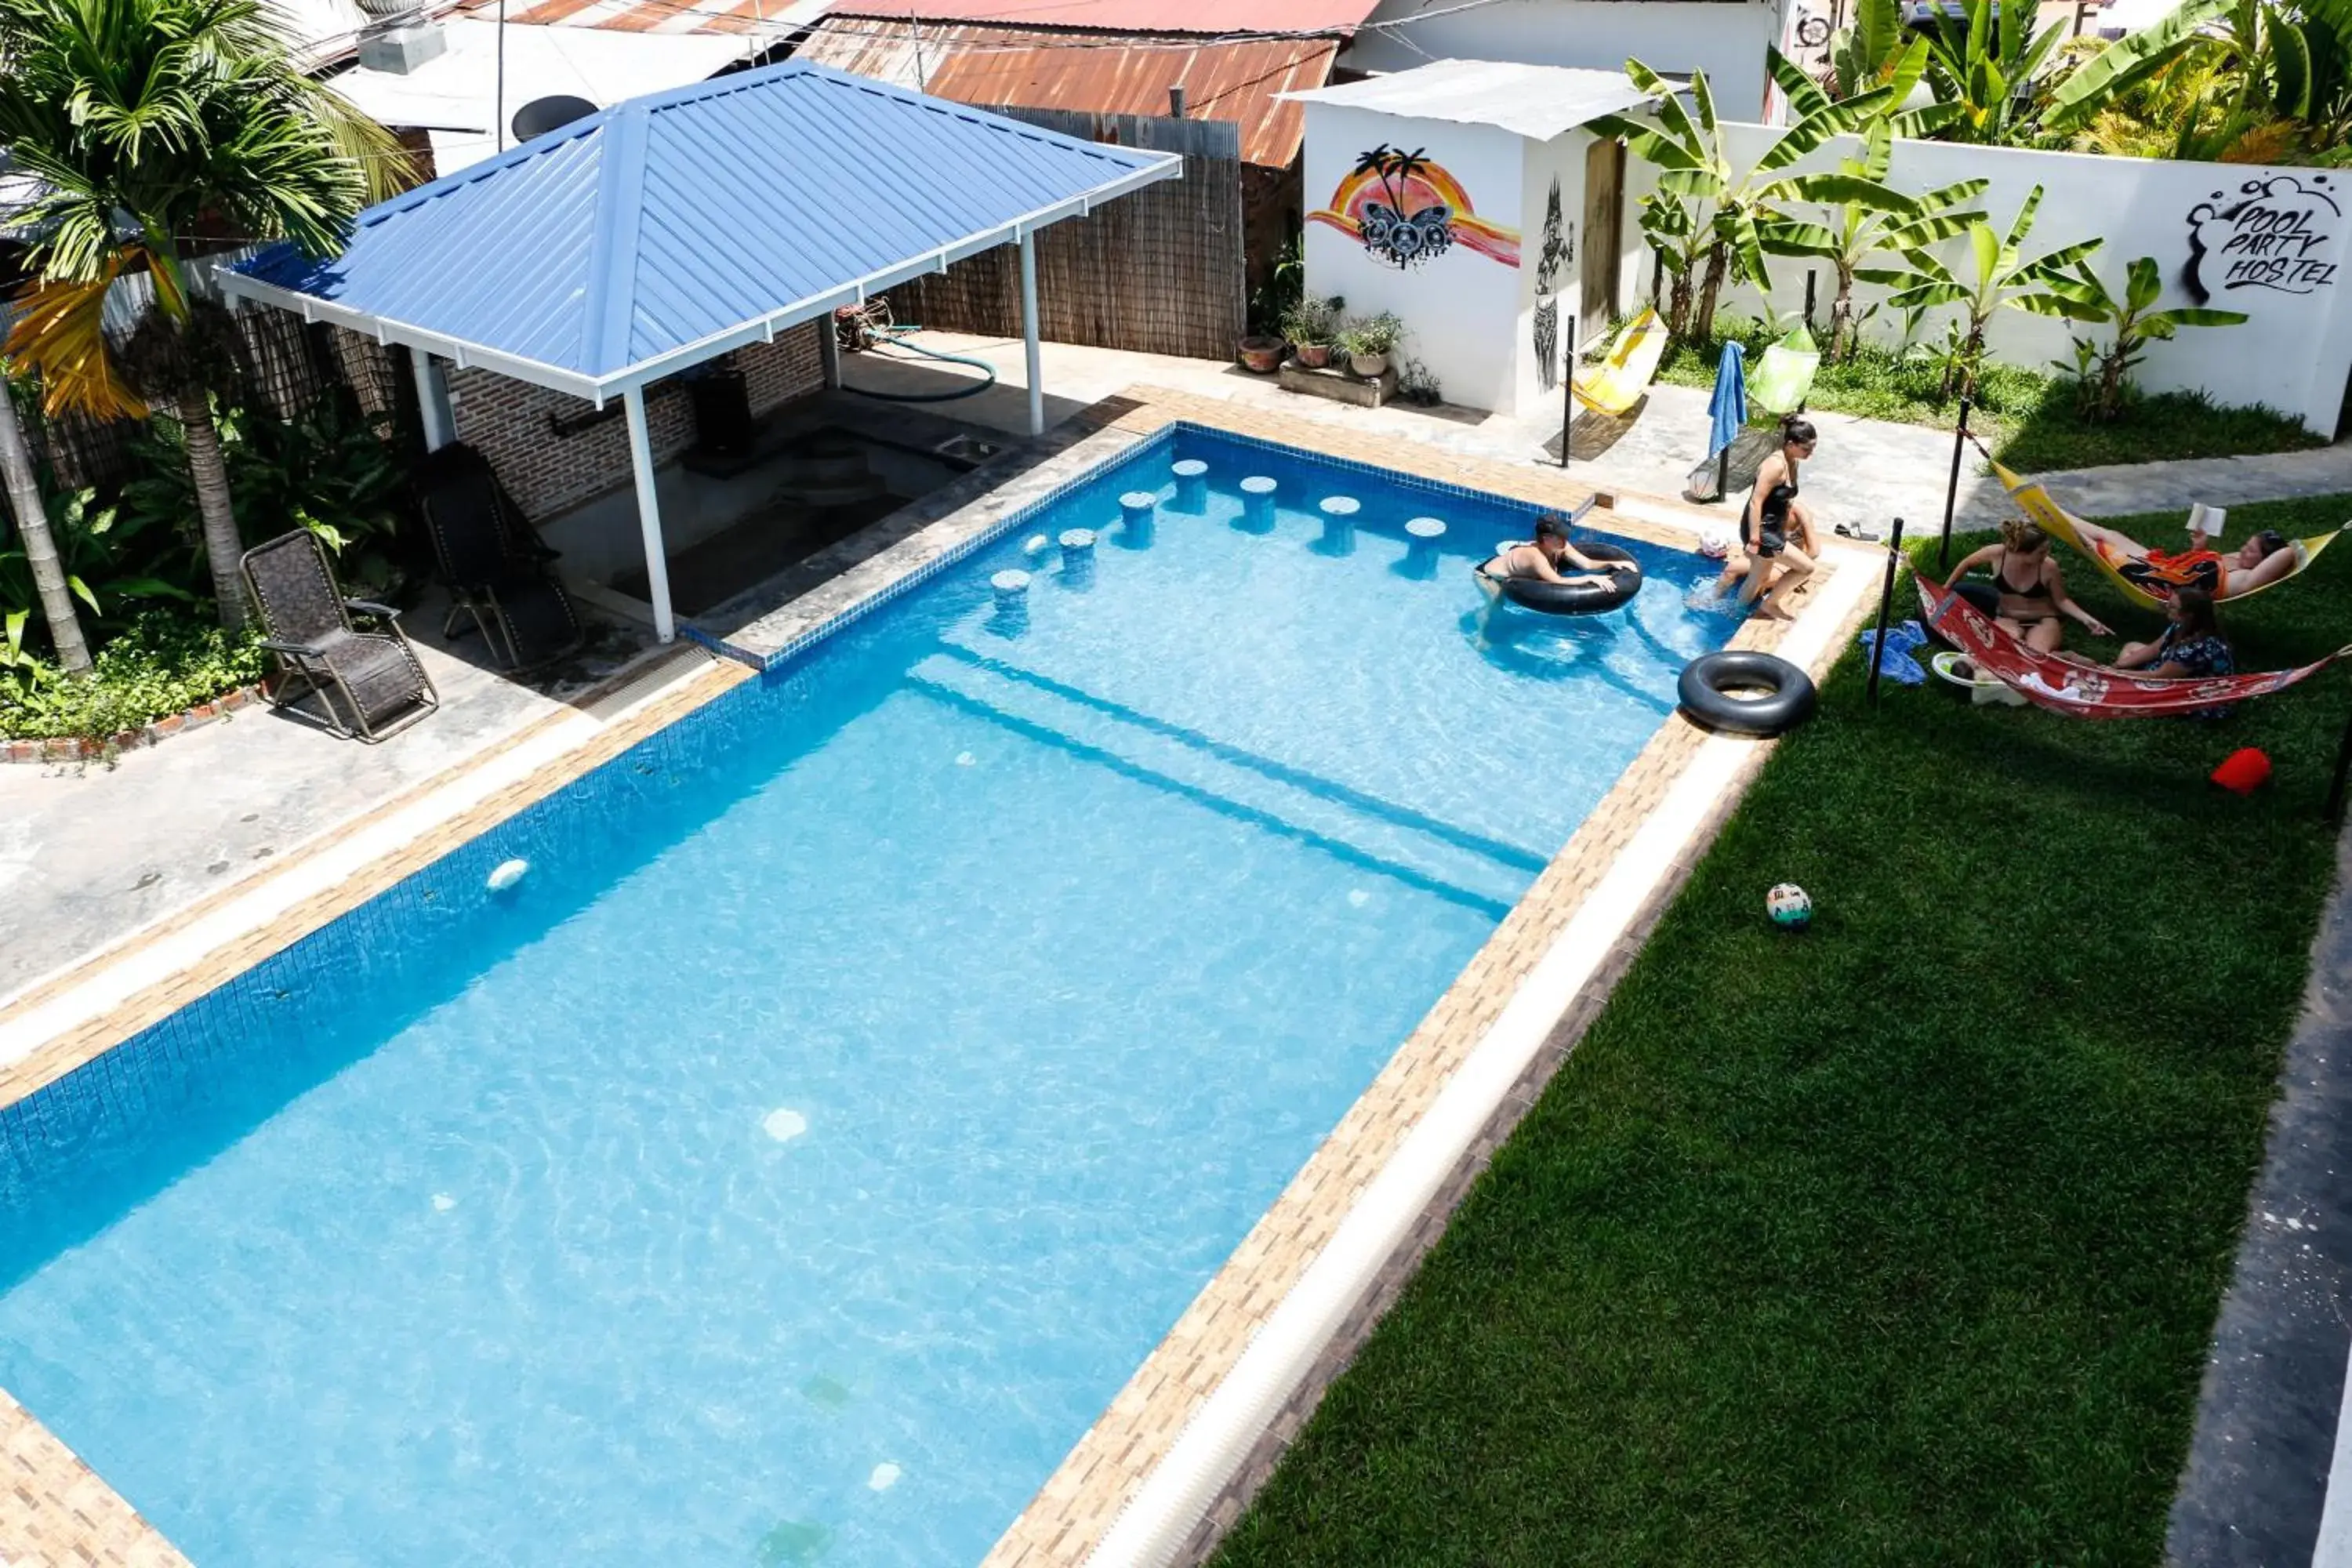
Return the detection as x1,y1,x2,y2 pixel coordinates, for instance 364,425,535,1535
1913,572,2350,719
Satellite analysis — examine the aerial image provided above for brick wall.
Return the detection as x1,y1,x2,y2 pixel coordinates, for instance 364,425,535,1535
446,321,827,520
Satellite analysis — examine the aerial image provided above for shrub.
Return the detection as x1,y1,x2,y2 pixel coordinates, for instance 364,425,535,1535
0,610,267,743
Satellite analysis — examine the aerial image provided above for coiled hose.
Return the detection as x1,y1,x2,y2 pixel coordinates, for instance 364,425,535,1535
842,326,999,402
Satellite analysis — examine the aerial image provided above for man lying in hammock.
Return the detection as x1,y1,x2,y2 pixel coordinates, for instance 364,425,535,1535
2063,514,2296,600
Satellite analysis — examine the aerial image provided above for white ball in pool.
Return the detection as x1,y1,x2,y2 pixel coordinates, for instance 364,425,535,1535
763,1108,809,1143
1023,533,1051,556
1698,526,1732,559
868,1462,902,1492
1766,883,1813,931
486,858,528,892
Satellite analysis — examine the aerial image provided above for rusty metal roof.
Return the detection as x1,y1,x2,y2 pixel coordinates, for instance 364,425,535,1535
797,17,1337,166
821,0,1377,34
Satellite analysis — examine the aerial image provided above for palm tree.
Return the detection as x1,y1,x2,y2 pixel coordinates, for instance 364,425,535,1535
0,0,409,630
1757,65,1988,361
1592,52,1911,343
1876,186,2105,397
0,376,92,673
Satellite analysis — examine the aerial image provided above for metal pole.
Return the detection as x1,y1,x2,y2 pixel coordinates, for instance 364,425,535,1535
1715,443,1731,503
1168,85,1187,118
818,316,841,390
495,0,506,153
2328,676,2352,826
409,348,454,451
1558,313,1576,469
623,386,674,644
1019,230,1044,437
1937,397,1971,572
1866,517,1907,710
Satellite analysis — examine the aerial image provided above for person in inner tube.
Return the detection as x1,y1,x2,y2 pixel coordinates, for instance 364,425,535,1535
1487,514,1624,590
1725,416,1820,621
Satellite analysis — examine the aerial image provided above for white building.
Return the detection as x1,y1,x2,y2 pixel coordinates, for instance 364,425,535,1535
1339,0,1802,125
1285,61,1654,417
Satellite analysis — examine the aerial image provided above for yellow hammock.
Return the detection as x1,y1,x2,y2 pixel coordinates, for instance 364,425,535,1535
1571,307,1668,418
1987,455,2349,613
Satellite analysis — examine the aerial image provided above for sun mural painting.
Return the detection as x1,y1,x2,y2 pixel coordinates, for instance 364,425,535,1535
1310,144,1521,270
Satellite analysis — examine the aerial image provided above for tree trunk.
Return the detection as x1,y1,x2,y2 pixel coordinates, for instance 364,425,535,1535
1828,263,1858,363
1693,242,1730,343
176,387,248,630
1662,252,1694,341
0,387,94,674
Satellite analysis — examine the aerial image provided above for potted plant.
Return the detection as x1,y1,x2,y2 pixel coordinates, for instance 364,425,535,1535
1281,293,1345,369
1338,313,1403,379
1237,334,1285,373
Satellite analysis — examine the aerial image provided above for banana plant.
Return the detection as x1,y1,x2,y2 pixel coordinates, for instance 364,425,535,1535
1878,185,2105,397
1592,52,1893,343
2043,0,2230,131
2055,255,2247,420
1759,113,1988,363
1828,0,1909,98
1922,0,2071,143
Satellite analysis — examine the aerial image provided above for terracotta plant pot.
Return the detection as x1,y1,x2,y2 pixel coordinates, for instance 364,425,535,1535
1350,351,1389,378
1237,336,1285,373
1295,342,1334,369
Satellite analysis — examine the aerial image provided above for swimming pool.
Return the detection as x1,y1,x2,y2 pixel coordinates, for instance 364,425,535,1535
0,425,1735,1567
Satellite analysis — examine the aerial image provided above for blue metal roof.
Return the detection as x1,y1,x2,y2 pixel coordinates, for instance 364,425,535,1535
226,60,1181,397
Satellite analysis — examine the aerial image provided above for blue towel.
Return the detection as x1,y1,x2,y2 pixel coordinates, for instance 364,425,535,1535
1705,342,1747,463
1858,619,1927,685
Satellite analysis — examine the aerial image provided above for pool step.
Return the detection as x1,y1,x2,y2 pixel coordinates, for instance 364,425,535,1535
907,652,1530,915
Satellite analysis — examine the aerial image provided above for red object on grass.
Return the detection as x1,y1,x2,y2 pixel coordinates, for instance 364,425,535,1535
2212,748,2273,795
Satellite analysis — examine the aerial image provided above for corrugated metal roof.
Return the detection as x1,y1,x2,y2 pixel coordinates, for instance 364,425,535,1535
825,0,1377,35
1282,59,1651,141
459,0,823,41
225,60,1180,395
797,17,1334,166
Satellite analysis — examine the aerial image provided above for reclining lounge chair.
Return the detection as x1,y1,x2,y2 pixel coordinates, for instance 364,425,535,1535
414,443,585,671
241,530,439,742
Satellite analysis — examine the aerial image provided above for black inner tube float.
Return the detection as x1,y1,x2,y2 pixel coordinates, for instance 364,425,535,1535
1479,540,1644,615
1678,650,1818,737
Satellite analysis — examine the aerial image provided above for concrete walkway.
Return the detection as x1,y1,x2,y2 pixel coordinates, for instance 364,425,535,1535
0,593,651,1005
847,336,2352,541
2171,824,2352,1568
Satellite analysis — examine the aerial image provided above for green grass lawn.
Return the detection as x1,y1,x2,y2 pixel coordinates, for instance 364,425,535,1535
1211,496,2352,1567
1653,316,2326,473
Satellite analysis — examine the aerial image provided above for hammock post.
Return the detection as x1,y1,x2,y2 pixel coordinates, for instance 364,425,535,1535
1867,517,1907,710
2328,676,2352,826
1937,398,1971,572
1559,314,1576,470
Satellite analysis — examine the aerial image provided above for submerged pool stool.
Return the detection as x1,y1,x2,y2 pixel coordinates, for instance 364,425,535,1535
1239,475,1278,532
1117,491,1156,549
1171,459,1208,512
988,568,1033,636
1401,516,1446,579
1317,495,1359,555
1058,528,1098,590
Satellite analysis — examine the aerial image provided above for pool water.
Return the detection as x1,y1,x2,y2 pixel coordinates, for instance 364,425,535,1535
0,426,1735,1567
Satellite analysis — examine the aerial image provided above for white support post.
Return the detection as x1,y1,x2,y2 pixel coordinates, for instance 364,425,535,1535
819,315,842,390
622,385,675,644
1018,229,1044,437
411,347,455,451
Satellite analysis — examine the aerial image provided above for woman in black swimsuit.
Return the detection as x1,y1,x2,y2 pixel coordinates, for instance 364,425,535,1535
1947,520,2111,653
1733,416,1820,620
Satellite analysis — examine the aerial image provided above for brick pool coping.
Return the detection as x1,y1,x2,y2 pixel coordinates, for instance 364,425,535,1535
0,386,1876,1567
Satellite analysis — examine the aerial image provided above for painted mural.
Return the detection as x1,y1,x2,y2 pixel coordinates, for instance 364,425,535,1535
2183,172,2340,302
1532,176,1572,390
1309,144,1521,270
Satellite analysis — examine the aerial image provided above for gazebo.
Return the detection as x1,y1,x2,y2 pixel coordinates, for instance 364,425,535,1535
222,60,1183,642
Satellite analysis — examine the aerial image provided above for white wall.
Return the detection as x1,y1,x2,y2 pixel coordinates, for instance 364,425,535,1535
1343,0,1789,124
1301,103,1530,412
1637,125,2352,435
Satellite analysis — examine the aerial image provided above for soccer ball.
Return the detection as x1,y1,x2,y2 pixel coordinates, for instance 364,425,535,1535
1766,883,1812,931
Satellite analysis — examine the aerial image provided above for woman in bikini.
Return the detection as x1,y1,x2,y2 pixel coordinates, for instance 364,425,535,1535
1486,512,1621,590
1947,520,2111,652
2062,517,2296,601
1728,416,1819,620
